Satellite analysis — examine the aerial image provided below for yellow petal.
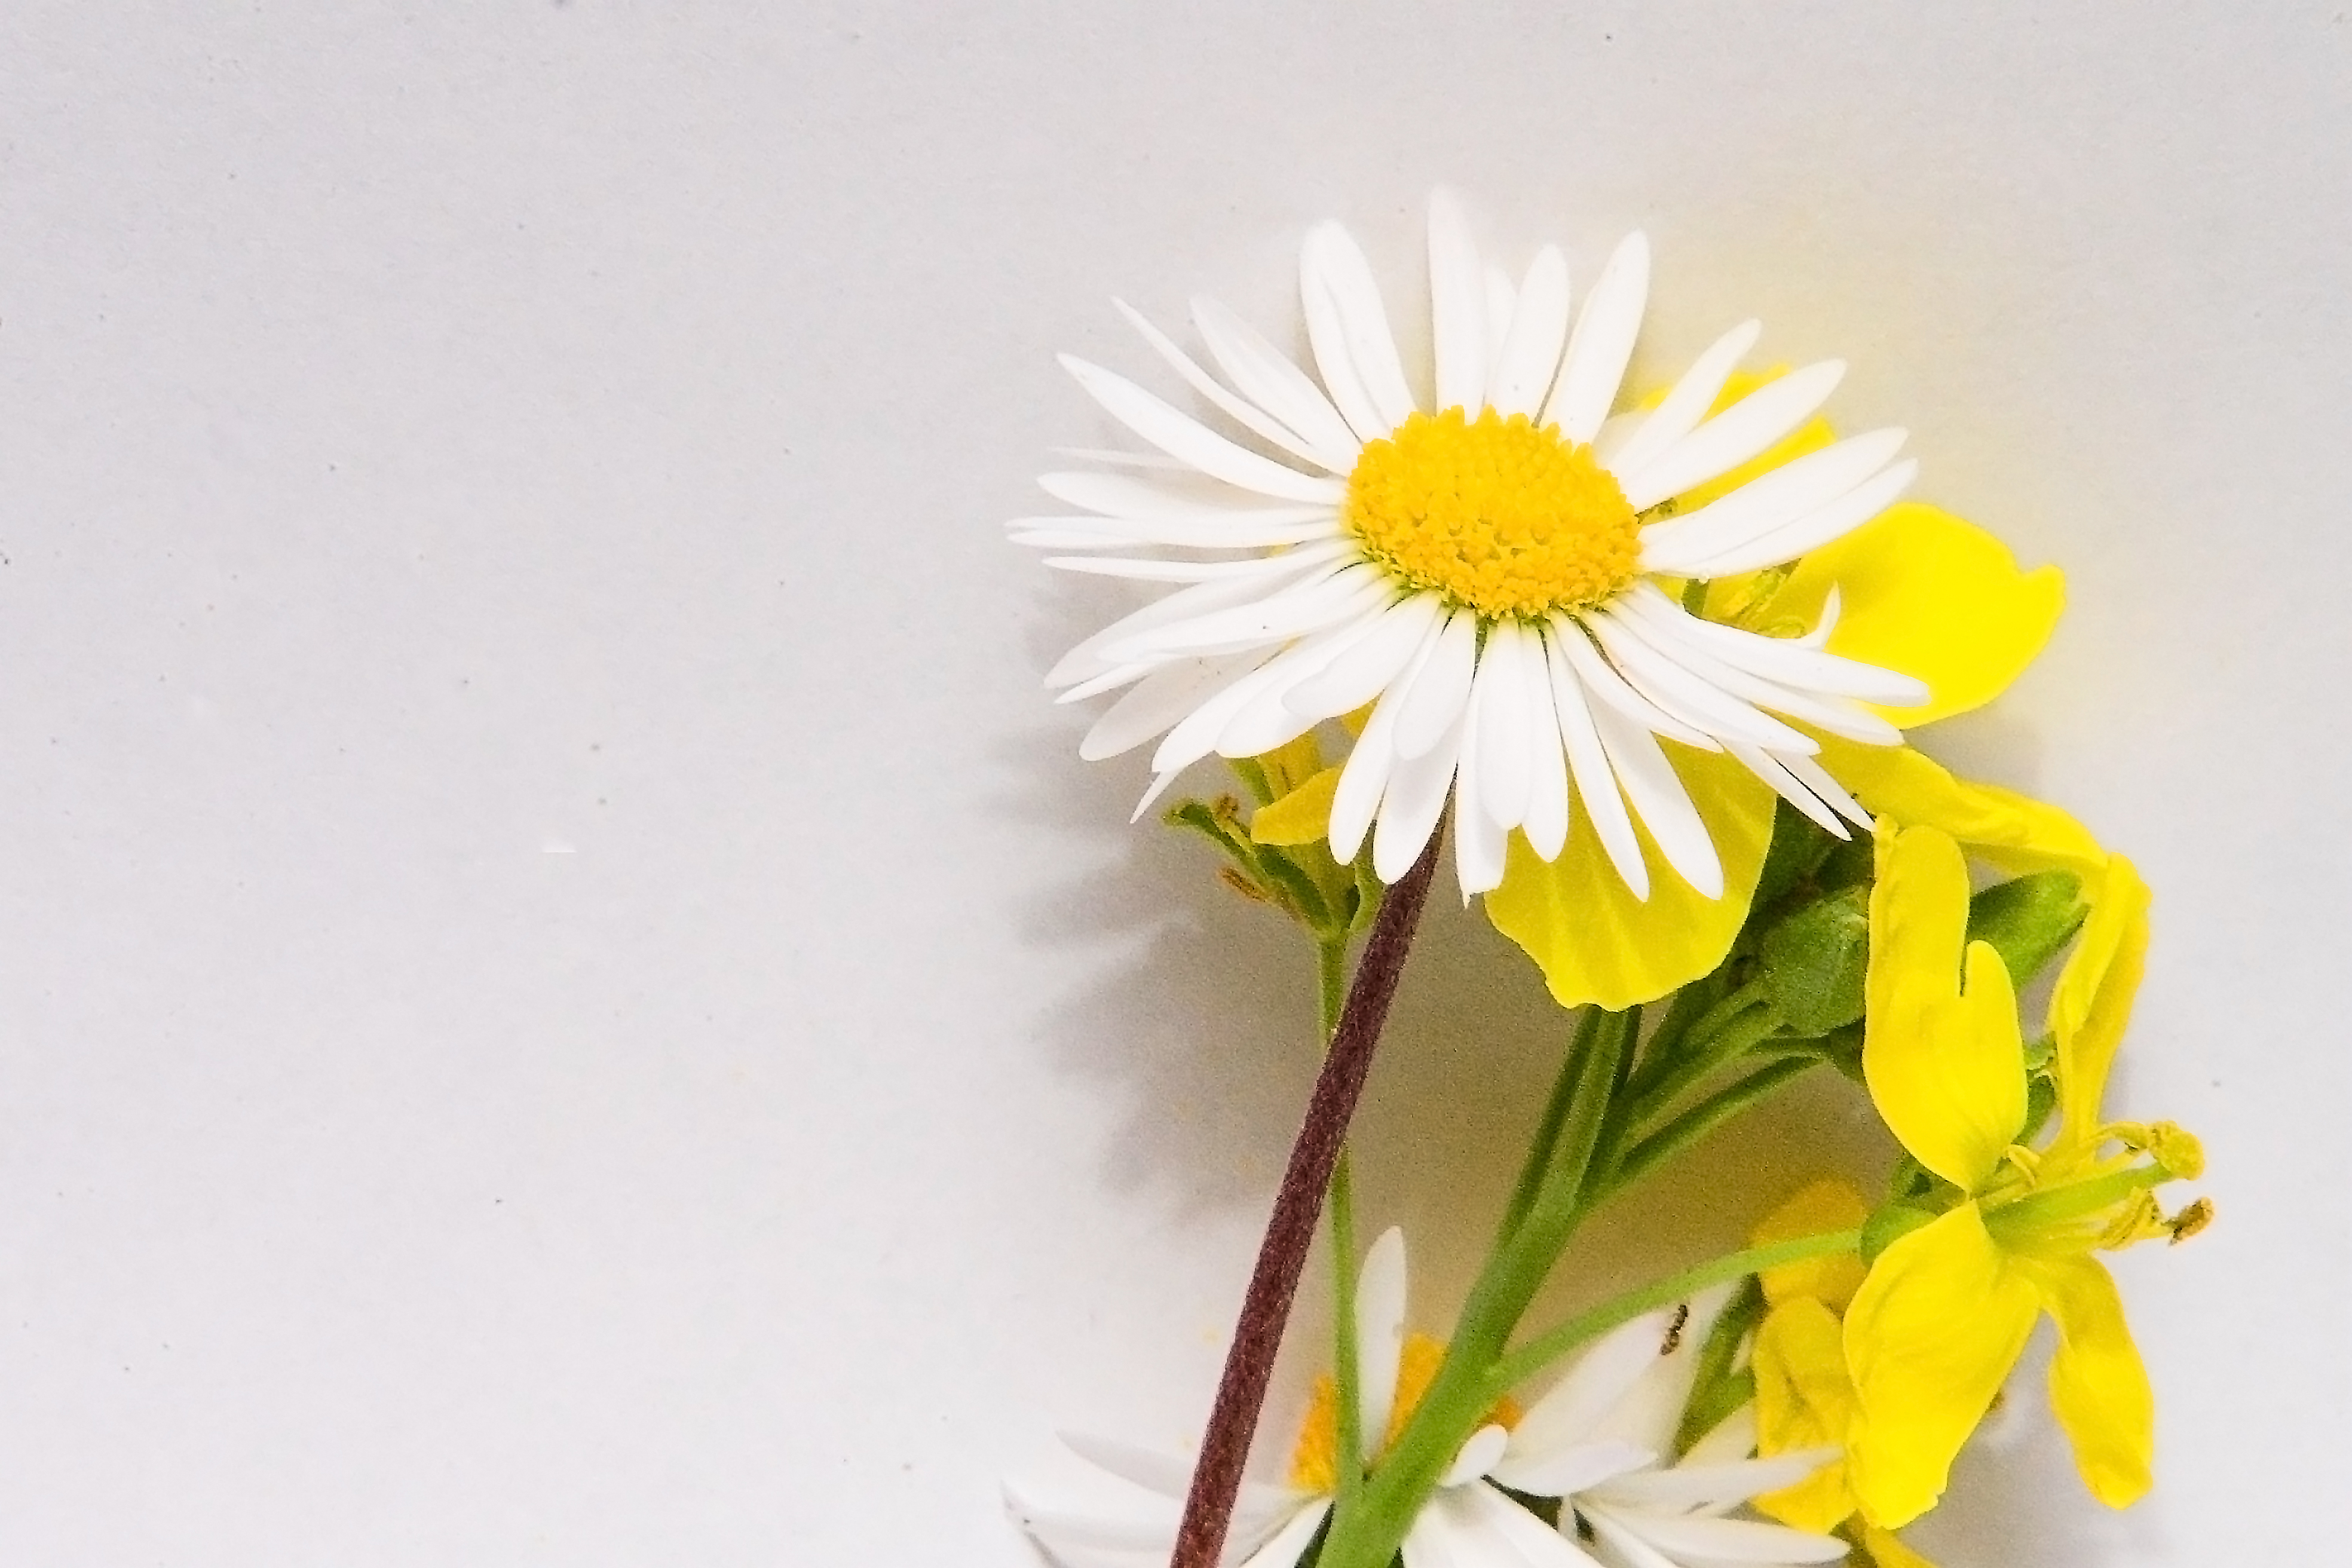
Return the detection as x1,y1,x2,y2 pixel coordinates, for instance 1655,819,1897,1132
1251,764,1343,847
1751,1297,1858,1532
1255,730,1328,802
1864,825,2029,1191
1486,745,1778,1010
1814,738,2107,878
1753,1180,1871,1311
2016,1254,2155,1508
1844,1205,2040,1528
1855,1522,1943,1568
1765,503,2064,727
2047,854,2152,1152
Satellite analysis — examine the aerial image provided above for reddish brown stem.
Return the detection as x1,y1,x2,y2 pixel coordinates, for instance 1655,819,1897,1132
1168,834,1444,1568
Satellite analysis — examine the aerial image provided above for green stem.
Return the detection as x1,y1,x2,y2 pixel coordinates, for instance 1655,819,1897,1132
1317,935,1364,1508
1496,1008,1604,1243
1609,1059,1818,1195
1490,1229,1861,1391
1316,1010,1631,1568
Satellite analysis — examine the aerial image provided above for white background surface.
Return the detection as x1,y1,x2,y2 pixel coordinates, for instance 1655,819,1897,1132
1,4,2345,1563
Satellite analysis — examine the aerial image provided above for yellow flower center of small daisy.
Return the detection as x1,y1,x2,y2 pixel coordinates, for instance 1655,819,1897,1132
1287,1333,1523,1493
1344,407,1640,619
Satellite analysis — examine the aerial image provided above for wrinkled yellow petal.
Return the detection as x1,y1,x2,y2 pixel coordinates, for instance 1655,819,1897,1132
1752,1297,1858,1531
1251,765,1343,847
1864,825,2028,1190
1486,745,1778,1010
1765,503,2064,727
2016,1254,2155,1508
1854,1521,1942,1568
1845,1205,2039,1528
1814,738,2106,878
2047,855,2152,1152
1753,1180,1871,1311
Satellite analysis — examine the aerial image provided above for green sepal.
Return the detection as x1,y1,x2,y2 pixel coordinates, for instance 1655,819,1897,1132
1674,1275,1765,1454
1967,869,2088,988
1754,885,1871,1035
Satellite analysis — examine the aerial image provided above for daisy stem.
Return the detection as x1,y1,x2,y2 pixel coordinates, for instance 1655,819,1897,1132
1166,835,1444,1568
1319,933,1365,1509
1487,1229,1861,1391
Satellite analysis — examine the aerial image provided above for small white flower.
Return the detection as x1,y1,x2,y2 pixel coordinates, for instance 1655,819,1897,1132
1007,1232,1845,1568
1023,191,1927,902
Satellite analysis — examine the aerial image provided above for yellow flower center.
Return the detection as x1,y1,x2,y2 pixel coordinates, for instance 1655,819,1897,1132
1287,1333,1521,1493
1343,407,1641,620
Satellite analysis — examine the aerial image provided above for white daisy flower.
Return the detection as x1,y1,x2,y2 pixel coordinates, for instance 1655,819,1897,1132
1006,1232,1845,1568
1022,191,1930,902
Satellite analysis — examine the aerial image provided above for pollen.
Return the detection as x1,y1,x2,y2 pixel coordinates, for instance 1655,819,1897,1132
1344,407,1642,620
1287,1332,1523,1493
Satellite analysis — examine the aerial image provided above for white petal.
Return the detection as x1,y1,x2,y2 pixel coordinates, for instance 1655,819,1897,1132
1520,637,1572,862
1048,568,1310,689
1303,222,1419,437
1489,246,1572,418
1728,742,1853,839
1686,457,1919,579
1238,1499,1336,1568
1777,749,1874,831
1589,702,1723,898
1328,617,1445,862
1153,651,1318,776
1590,408,1648,468
1040,470,1328,523
1579,1508,1686,1568
1356,1227,1410,1457
1393,611,1478,760
1540,629,1648,899
1287,593,1447,719
1429,189,1488,412
1056,1432,1189,1501
1549,614,1717,751
1504,1309,1682,1471
1681,1403,1759,1469
1215,615,1386,759
1373,708,1462,882
1619,587,1924,705
1601,597,1899,746
1596,1508,1848,1564
1455,794,1511,901
1472,624,1536,830
1193,295,1365,470
1052,445,1189,470
1108,563,1386,663
1046,538,1352,582
1585,611,1818,753
1460,1484,1613,1568
1634,428,1905,573
1115,299,1346,475
1080,651,1269,760
1617,360,1846,511
1590,1449,1840,1512
1443,1425,1514,1489
1486,1437,1655,1499
1484,264,1518,372
1061,354,1349,504
1542,232,1649,443
1403,1487,1521,1568
1013,514,1342,552
1601,319,1763,480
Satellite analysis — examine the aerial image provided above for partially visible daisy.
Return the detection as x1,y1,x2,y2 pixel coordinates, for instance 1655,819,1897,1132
1023,190,1927,901
1006,1230,1845,1568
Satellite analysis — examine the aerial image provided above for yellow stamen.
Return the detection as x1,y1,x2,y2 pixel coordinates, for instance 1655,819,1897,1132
1344,408,1640,620
1287,1332,1520,1493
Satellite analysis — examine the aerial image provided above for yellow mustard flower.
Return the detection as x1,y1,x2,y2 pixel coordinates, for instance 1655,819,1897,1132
1748,1181,1947,1568
1842,823,2206,1529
